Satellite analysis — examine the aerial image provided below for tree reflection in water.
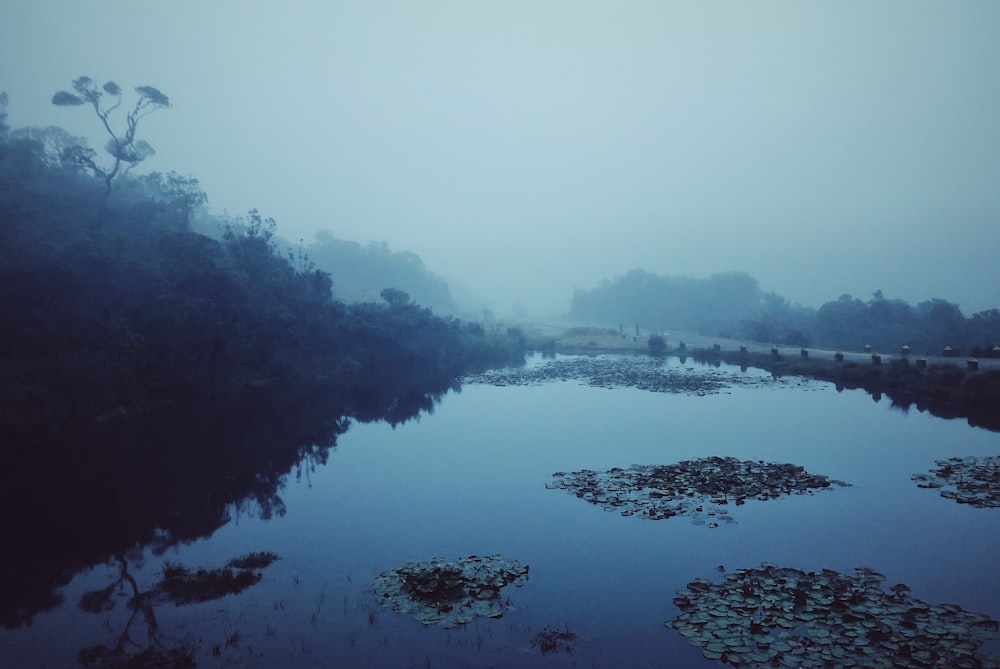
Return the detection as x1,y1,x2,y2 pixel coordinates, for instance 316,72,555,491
0,380,450,630
75,555,191,669
74,551,279,668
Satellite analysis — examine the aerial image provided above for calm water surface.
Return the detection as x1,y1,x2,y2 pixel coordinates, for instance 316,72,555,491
5,355,1000,668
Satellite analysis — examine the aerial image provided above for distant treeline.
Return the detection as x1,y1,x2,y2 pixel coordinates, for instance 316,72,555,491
570,269,1000,356
302,233,455,313
570,269,764,338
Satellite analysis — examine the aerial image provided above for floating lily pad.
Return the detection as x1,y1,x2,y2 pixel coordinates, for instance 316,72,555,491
666,564,1000,668
547,457,850,524
372,554,529,628
913,456,1000,508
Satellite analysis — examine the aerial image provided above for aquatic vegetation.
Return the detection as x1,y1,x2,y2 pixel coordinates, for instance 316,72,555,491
156,552,279,605
226,551,280,570
913,456,1000,507
372,554,529,628
73,553,277,667
531,624,578,654
77,644,195,669
547,456,850,524
666,563,1000,668
463,356,783,395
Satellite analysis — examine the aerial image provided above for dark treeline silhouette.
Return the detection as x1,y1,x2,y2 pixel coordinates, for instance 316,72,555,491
570,269,999,356
810,292,1000,355
747,290,1000,356
0,91,525,626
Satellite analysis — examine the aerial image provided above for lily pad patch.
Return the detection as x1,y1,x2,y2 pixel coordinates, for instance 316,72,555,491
372,554,529,628
463,356,781,395
546,456,850,524
913,456,1000,507
666,564,1000,668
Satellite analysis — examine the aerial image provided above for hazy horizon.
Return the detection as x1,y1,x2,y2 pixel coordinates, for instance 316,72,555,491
4,1,999,317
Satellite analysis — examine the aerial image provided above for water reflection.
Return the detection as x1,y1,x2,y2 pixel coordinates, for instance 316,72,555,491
0,381,449,628
4,355,1000,668
72,552,279,667
75,556,192,669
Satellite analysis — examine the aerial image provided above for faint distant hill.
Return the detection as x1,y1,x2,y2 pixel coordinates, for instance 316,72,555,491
569,269,764,337
304,232,455,313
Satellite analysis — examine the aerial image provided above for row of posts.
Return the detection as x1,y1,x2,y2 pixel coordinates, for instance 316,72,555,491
758,344,982,371
651,331,988,371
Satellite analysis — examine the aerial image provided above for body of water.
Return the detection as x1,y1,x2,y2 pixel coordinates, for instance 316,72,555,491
4,355,999,668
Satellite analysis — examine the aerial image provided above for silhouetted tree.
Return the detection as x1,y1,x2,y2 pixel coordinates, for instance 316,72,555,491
380,287,412,308
815,294,867,349
52,77,169,193
124,171,207,229
305,233,455,312
864,292,918,350
917,298,966,352
739,292,815,346
9,125,92,170
0,92,8,140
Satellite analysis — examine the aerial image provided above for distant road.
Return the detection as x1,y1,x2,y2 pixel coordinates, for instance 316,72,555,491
656,330,1000,370
518,320,998,371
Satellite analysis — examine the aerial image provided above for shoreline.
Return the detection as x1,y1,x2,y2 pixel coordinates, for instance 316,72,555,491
519,325,1000,432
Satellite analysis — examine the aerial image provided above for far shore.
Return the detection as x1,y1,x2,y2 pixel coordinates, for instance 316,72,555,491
511,321,1000,432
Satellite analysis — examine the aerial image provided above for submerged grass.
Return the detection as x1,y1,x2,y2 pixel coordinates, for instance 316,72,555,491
157,552,279,605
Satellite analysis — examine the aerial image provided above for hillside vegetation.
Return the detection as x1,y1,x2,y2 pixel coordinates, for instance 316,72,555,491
0,92,527,449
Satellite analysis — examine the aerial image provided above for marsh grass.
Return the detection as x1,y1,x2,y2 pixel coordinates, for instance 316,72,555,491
157,552,279,605
531,624,578,655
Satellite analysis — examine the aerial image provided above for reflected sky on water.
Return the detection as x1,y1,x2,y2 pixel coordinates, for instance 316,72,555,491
4,356,999,668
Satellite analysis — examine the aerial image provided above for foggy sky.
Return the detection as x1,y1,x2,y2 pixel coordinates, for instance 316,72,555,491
3,1,999,317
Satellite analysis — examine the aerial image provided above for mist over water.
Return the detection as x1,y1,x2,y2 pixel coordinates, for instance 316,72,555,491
3,2,999,316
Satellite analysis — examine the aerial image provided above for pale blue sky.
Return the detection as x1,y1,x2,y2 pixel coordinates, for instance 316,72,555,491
3,1,999,316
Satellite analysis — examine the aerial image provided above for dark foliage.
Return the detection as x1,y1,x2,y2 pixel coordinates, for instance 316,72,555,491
737,291,816,347
647,333,667,355
742,291,999,354
810,293,997,354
